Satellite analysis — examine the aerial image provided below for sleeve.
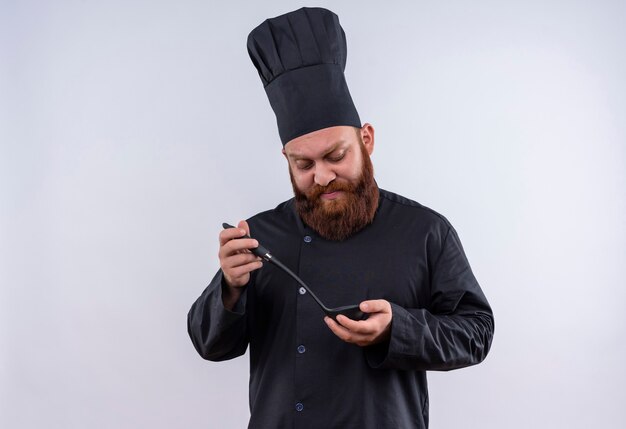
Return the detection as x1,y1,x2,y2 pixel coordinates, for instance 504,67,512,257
187,270,250,361
365,225,495,371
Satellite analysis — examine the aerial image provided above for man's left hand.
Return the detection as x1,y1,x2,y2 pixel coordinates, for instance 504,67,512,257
324,299,392,347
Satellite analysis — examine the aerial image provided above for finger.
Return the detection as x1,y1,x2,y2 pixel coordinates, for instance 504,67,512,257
325,317,374,346
335,314,376,334
237,220,251,237
226,260,263,279
360,299,391,314
219,226,248,246
222,252,261,269
219,238,259,258
324,316,356,342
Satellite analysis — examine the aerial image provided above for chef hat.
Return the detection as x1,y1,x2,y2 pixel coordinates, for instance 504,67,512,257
247,7,361,145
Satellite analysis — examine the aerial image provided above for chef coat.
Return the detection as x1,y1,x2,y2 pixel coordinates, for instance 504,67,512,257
188,188,494,428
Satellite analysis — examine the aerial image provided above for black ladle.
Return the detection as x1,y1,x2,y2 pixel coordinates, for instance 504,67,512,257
223,223,367,321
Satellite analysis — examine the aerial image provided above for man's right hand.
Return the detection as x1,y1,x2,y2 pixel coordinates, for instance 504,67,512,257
218,220,262,309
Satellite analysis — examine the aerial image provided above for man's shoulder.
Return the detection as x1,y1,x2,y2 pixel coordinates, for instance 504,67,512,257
247,198,296,225
245,198,299,243
378,188,452,228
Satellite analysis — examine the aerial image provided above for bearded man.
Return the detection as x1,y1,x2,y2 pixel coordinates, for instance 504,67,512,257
188,7,494,429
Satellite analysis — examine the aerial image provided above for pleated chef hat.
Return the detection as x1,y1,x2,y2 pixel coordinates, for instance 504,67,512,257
247,7,361,145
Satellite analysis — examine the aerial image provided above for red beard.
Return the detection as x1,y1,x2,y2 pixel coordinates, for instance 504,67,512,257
290,142,379,241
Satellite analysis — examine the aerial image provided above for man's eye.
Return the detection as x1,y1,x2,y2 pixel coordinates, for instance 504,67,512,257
298,163,313,170
328,153,345,162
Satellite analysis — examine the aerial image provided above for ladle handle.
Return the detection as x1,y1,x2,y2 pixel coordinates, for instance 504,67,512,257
221,222,330,313
222,223,272,261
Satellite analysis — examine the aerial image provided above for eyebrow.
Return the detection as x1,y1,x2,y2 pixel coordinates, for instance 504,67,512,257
288,140,348,161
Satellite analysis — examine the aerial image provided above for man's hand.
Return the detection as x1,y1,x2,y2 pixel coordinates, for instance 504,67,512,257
218,220,262,310
324,299,392,347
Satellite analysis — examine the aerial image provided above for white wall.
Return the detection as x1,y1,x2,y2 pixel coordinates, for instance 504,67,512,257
1,1,624,428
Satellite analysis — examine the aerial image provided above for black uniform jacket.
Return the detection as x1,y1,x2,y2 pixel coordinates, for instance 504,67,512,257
188,189,494,429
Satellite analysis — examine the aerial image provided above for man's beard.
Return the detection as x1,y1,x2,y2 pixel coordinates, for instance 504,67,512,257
290,143,379,241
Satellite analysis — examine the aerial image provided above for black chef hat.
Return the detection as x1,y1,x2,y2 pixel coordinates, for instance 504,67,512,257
247,7,361,145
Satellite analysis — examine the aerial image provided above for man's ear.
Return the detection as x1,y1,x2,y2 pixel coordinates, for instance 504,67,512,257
360,123,375,155
282,147,287,160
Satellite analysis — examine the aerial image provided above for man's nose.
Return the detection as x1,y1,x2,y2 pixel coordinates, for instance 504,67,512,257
314,164,336,187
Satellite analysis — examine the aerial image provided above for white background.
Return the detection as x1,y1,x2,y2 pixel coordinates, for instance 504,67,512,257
1,0,625,428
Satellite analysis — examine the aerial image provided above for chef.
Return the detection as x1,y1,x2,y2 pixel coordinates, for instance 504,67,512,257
188,7,494,428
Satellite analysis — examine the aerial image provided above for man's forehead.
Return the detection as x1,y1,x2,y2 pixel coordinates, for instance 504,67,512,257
286,140,350,160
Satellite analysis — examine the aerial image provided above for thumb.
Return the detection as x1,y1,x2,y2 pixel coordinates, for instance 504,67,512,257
237,219,251,236
360,299,389,313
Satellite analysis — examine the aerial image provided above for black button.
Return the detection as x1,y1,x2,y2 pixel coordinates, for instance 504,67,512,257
297,345,306,354
303,235,312,243
295,402,304,412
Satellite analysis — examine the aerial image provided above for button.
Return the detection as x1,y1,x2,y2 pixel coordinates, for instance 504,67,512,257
295,402,304,412
299,287,306,295
303,235,312,243
297,345,306,354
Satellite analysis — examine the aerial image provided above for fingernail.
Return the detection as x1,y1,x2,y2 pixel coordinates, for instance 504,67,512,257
362,303,369,311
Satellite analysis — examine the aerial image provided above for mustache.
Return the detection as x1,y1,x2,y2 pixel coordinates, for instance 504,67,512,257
304,180,357,200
